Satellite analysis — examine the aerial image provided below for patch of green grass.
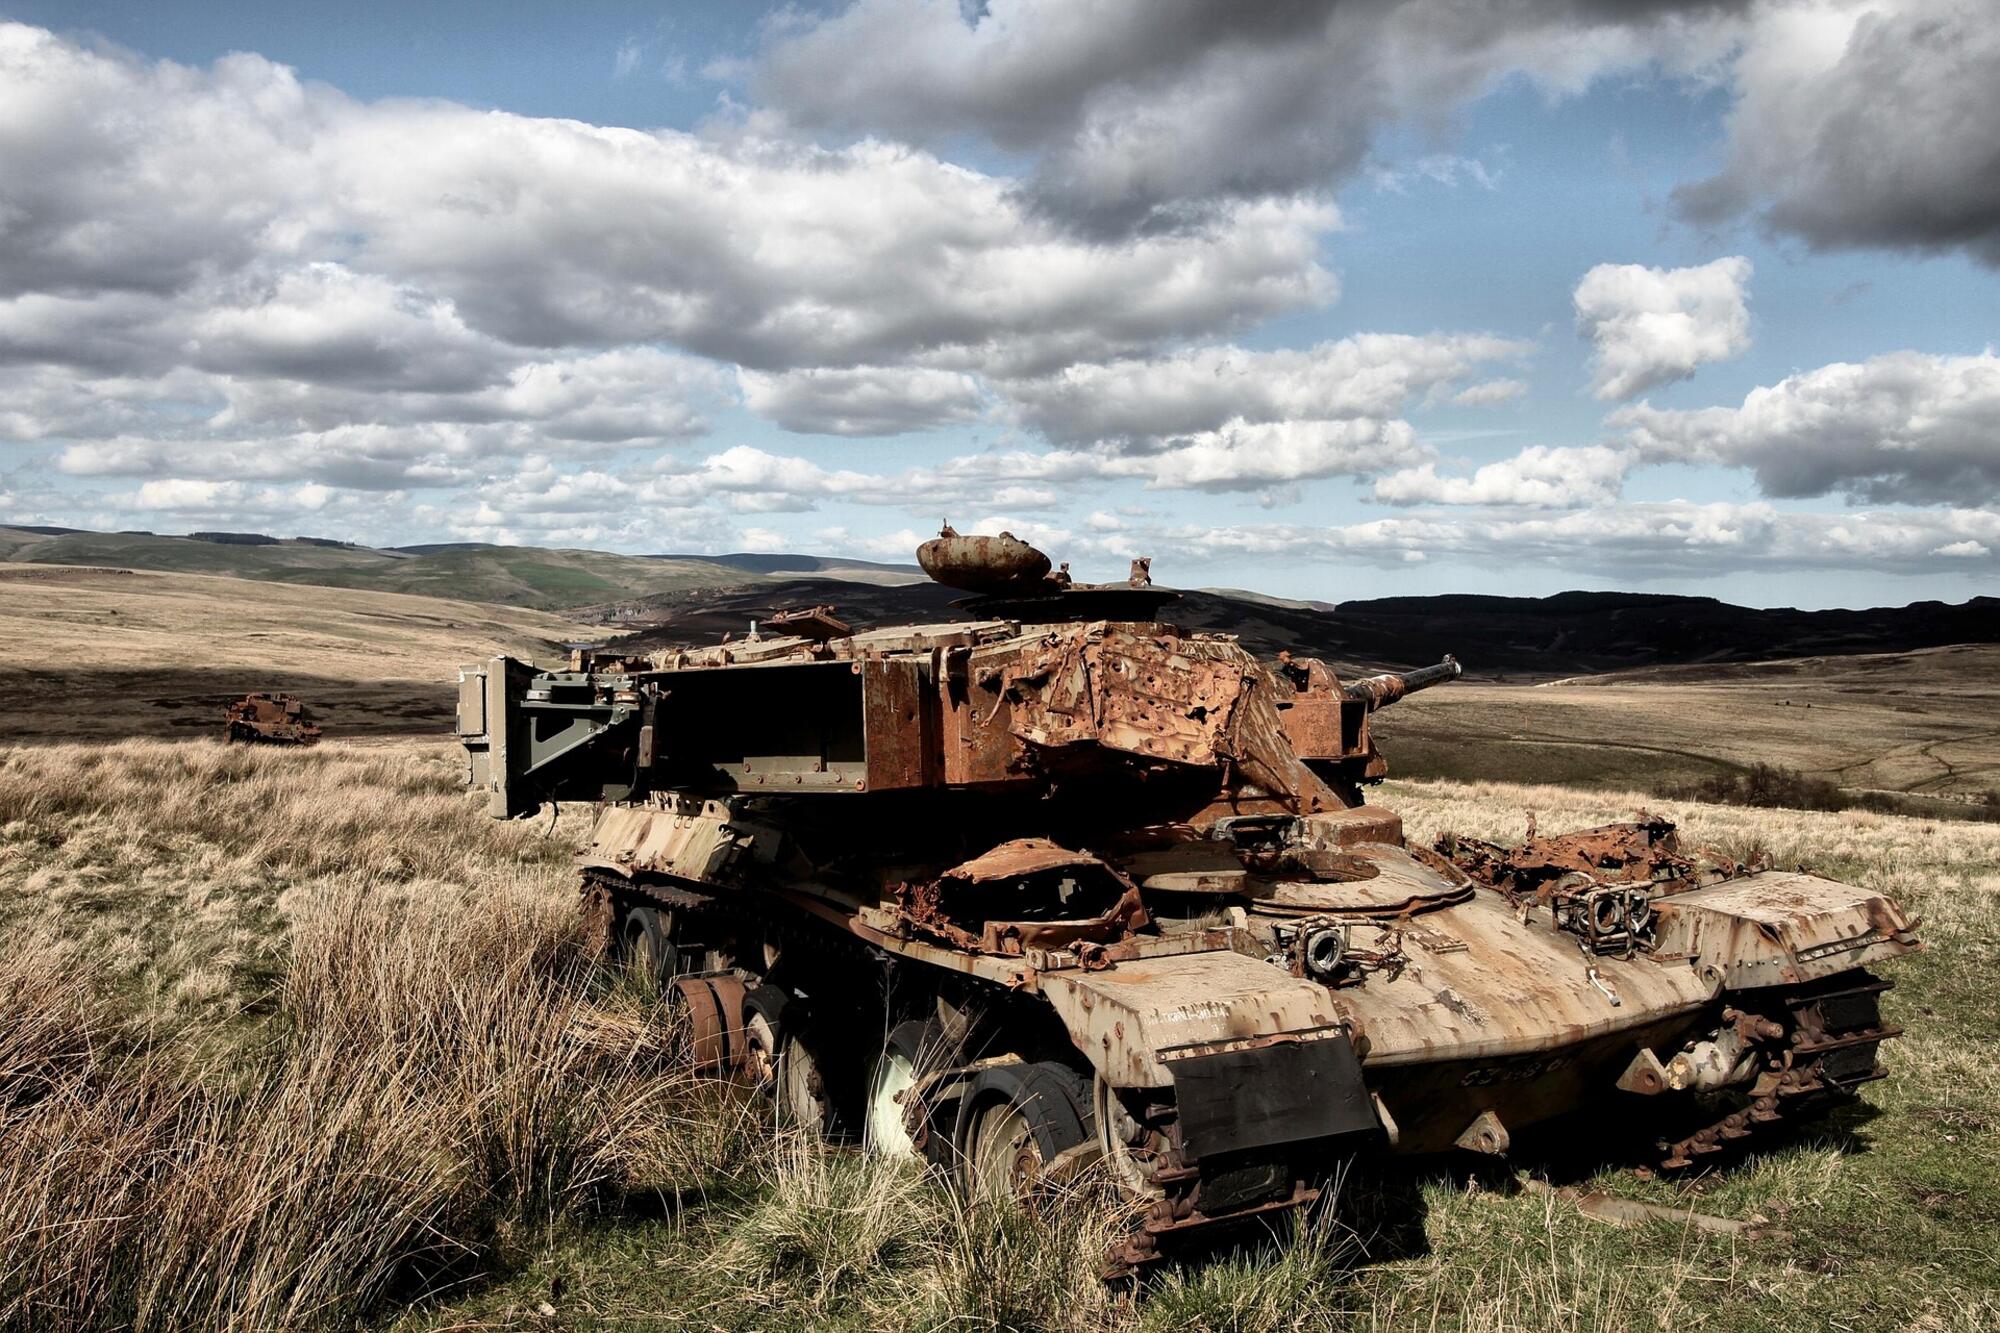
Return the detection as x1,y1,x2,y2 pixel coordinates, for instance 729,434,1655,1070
494,554,627,600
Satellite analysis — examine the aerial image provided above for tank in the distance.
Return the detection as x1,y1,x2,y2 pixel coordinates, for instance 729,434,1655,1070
455,531,1918,1272
223,692,322,746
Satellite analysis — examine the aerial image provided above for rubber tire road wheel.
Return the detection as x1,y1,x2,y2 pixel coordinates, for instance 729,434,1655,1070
771,1013,851,1141
956,1062,1093,1202
864,1019,942,1160
620,906,678,994
741,984,790,1093
1094,1073,1166,1200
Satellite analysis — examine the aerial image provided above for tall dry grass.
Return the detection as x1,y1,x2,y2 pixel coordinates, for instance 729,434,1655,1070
0,740,586,1030
0,879,743,1332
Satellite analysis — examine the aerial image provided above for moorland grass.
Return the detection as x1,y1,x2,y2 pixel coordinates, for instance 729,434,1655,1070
1,743,1995,1330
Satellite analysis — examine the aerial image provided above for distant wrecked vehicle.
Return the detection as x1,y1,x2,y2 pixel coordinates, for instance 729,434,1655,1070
457,530,1917,1271
222,692,322,746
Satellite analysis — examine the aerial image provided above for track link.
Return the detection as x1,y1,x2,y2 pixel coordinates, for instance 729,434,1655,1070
1658,971,1898,1171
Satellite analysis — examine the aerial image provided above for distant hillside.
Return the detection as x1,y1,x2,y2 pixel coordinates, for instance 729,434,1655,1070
5,524,1993,676
1325,590,2000,676
611,576,2000,679
650,551,926,584
0,526,934,611
1,527,819,612
0,564,590,743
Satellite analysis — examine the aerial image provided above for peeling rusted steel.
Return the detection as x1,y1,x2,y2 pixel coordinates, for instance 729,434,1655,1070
672,973,749,1075
221,692,321,746
894,838,1151,955
944,838,1106,882
1439,817,1697,896
917,524,1052,592
764,604,852,641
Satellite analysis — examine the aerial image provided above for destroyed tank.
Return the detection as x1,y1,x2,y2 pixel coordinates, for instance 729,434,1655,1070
456,534,1917,1270
222,692,322,746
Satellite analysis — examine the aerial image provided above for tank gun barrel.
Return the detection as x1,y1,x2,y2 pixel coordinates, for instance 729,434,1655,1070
1341,654,1460,711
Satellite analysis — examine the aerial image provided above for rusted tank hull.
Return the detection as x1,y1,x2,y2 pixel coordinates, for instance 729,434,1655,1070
1362,1014,1707,1154
456,532,1921,1271
221,692,321,746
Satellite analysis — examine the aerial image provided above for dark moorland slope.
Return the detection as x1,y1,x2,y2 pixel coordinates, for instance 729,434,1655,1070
614,577,2000,678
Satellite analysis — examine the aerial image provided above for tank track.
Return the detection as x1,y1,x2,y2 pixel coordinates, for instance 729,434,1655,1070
584,868,1325,1270
1656,970,1899,1171
581,867,885,979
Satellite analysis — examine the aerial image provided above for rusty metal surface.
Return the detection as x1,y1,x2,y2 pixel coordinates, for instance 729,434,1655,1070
895,838,1152,956
916,525,1052,592
1340,655,1461,711
763,604,851,641
1038,949,1345,1088
580,796,762,881
1651,871,1919,989
221,692,321,746
673,972,748,1074
1439,817,1698,897
943,838,1107,882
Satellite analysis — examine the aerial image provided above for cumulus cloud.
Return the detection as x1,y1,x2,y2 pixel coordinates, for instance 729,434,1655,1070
753,0,1744,228
462,445,1062,526
1373,445,1631,507
182,265,502,392
955,419,1428,493
1152,501,2000,577
1574,256,1752,399
1678,0,2000,266
326,117,1335,371
739,366,986,435
3,13,1993,596
0,22,1337,367
999,334,1529,445
1451,379,1528,407
1613,350,2000,504
457,416,1427,534
17,346,727,490
59,423,520,490
0,21,1338,476
0,25,324,298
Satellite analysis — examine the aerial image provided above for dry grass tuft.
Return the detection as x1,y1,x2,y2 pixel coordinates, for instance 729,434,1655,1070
0,883,705,1332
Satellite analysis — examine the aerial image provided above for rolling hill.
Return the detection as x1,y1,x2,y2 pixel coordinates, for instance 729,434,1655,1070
5,524,1994,678
0,527,776,612
0,564,591,743
608,575,2000,679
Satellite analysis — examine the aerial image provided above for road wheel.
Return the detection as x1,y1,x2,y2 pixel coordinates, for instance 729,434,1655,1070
956,1062,1092,1202
619,905,678,992
741,985,790,1093
1094,1074,1167,1200
780,1018,854,1140
864,1019,938,1159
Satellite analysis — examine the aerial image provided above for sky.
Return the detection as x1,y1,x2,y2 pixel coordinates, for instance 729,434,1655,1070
1,1,1997,608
